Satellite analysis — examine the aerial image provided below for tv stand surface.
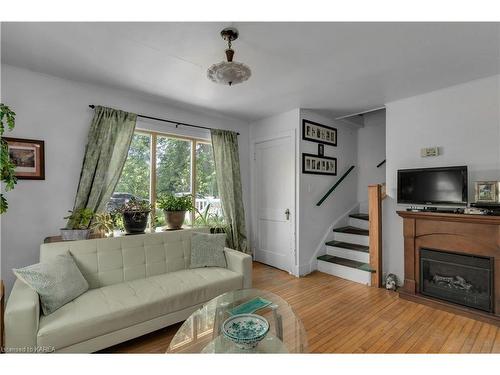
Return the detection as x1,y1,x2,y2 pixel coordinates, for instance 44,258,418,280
406,206,464,214
398,210,500,224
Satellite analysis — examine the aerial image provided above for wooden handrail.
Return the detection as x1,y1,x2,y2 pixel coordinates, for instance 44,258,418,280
368,184,383,288
316,165,355,206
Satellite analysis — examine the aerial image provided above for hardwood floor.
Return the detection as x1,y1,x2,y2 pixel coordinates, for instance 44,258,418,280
103,262,500,353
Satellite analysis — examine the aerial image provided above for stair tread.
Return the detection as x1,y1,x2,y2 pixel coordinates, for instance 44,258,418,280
317,255,375,272
325,240,369,253
333,226,369,236
349,213,369,221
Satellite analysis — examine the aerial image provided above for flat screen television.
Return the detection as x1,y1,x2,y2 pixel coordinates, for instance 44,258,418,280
397,166,468,205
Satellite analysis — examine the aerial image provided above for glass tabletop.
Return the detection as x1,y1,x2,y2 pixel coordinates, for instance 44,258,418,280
166,288,308,353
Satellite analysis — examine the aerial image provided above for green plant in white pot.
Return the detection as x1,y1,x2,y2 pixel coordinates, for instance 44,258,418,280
61,208,95,240
157,194,193,230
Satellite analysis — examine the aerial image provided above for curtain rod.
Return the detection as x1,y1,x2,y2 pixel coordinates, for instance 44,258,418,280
88,105,239,135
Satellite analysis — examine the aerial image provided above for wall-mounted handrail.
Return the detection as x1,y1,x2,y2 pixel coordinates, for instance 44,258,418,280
316,165,355,206
376,159,386,168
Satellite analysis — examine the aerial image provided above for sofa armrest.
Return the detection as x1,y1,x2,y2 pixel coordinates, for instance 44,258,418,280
4,279,40,352
224,248,252,289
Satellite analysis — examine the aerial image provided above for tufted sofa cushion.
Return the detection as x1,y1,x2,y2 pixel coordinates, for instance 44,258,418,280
40,228,208,289
37,267,242,350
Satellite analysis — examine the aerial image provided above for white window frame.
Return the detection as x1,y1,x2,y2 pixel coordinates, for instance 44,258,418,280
133,128,213,228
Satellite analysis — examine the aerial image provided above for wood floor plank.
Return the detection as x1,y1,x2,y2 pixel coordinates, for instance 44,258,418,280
103,262,500,353
491,328,500,353
387,306,441,353
439,317,476,353
460,320,483,353
470,324,491,352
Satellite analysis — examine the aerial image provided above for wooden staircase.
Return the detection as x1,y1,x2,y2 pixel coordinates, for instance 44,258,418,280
317,213,375,285
317,184,385,287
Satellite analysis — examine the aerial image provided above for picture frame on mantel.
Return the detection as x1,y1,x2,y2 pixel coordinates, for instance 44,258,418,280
302,153,337,176
474,181,499,203
302,119,337,146
4,137,45,180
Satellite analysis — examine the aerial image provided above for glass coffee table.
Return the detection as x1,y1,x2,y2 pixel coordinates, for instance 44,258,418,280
166,289,308,353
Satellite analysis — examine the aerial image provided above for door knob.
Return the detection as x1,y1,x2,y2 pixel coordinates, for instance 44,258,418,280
285,209,290,220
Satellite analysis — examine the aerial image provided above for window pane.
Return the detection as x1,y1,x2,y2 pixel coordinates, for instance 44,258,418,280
109,133,151,212
156,136,192,226
194,142,222,227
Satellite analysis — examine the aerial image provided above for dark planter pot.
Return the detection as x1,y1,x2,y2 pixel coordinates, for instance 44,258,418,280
164,210,186,230
122,210,150,234
210,227,226,234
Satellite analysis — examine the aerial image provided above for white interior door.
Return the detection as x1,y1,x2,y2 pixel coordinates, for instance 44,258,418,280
253,133,295,273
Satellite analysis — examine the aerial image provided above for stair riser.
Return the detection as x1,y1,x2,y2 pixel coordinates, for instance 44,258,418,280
333,232,369,246
317,260,372,286
348,217,369,230
326,246,370,263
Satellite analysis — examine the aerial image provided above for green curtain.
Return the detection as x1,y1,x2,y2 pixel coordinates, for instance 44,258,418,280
69,106,137,227
211,129,249,254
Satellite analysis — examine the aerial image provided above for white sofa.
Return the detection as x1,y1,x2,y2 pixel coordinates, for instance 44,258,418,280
4,228,252,353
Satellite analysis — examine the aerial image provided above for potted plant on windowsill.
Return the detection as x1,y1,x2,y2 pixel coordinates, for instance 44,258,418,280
157,194,193,230
117,197,152,235
91,212,115,238
61,208,95,240
208,212,228,234
194,204,228,234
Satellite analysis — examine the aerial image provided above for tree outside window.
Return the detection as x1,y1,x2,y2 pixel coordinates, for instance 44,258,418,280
111,131,220,231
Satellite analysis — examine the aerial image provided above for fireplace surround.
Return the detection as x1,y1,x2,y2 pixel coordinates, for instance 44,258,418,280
397,211,500,324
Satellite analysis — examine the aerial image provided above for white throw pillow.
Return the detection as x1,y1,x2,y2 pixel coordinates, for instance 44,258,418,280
13,253,89,315
190,232,227,269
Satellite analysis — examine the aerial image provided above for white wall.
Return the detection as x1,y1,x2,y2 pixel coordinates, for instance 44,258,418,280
384,74,500,283
299,110,358,274
249,109,301,274
249,108,361,276
0,64,251,294
356,110,386,210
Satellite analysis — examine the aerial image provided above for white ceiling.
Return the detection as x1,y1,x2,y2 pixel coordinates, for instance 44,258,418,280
2,22,499,121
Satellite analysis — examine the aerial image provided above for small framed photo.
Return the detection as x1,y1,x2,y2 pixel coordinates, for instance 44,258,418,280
302,153,337,176
318,144,324,156
4,137,45,180
474,181,499,203
302,119,337,146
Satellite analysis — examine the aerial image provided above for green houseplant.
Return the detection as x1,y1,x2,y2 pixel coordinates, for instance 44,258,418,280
194,204,228,234
61,208,95,240
117,197,152,234
157,194,192,230
91,212,115,237
0,103,17,214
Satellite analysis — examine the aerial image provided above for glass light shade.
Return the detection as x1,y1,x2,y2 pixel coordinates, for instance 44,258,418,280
207,61,252,86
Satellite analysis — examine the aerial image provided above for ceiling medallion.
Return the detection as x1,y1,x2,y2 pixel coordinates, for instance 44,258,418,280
207,27,251,86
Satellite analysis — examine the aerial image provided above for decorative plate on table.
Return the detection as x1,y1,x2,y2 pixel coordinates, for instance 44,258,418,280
222,314,269,349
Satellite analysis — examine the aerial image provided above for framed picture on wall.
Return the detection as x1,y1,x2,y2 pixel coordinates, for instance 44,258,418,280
474,181,499,203
302,153,337,176
302,119,337,146
4,137,45,180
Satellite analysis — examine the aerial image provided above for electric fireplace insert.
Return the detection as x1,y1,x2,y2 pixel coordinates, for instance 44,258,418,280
420,248,493,312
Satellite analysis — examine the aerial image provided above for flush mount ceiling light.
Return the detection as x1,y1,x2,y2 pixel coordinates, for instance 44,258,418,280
207,27,251,86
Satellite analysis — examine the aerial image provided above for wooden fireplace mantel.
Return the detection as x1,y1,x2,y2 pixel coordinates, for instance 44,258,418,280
397,210,500,324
